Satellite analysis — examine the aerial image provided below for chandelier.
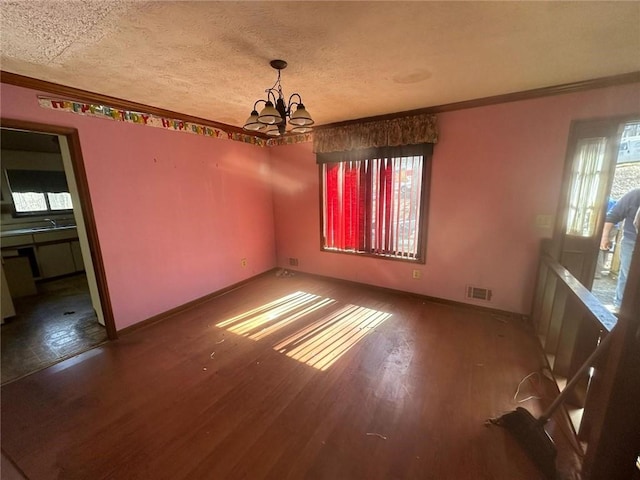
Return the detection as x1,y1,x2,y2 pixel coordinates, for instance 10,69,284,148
243,60,314,136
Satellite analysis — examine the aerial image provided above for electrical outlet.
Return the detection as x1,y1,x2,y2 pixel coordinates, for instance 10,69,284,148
240,258,247,268
412,269,421,279
289,257,299,267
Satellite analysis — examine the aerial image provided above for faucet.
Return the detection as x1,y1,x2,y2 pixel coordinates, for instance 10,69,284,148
44,218,57,228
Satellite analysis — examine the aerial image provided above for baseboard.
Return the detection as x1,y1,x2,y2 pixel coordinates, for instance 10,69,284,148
285,268,527,321
118,268,278,336
120,266,527,337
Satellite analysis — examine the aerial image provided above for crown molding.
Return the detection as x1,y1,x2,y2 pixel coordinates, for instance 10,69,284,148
316,71,640,130
3,70,639,134
0,71,269,139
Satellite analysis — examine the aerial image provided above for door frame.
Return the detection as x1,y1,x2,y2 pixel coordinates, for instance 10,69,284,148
550,114,640,286
1,118,117,340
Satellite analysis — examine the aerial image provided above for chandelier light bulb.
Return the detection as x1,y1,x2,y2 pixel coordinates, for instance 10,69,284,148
289,104,314,127
290,126,313,134
265,124,281,136
258,101,282,125
243,110,264,131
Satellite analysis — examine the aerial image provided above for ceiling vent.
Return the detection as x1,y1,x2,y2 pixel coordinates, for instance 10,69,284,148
466,285,492,301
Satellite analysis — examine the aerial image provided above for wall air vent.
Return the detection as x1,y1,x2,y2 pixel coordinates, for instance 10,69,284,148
289,257,299,267
466,285,492,301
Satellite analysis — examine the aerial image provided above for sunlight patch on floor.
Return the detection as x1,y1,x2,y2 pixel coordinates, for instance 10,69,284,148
273,304,391,371
216,292,390,371
249,297,336,341
215,291,335,339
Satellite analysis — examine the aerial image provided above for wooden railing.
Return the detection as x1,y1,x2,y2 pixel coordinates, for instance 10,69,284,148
530,249,618,448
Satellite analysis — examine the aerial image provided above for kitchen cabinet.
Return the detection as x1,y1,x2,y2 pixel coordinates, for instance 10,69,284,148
2,227,80,279
36,243,76,278
70,240,84,271
1,234,34,248
33,228,77,244
31,228,80,278
3,255,37,297
2,262,16,320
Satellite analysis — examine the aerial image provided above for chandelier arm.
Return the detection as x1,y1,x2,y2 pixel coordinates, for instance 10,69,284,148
252,99,267,111
265,89,279,104
288,93,302,109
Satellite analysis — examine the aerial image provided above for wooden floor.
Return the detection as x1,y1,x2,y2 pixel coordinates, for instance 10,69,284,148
1,272,582,479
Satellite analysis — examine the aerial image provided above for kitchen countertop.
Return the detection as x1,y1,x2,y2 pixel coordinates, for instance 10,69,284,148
1,225,77,237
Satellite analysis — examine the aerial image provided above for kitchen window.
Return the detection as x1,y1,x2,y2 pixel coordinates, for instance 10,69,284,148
318,144,432,262
5,169,73,214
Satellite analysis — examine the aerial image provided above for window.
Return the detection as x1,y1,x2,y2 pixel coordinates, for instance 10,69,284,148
319,144,432,262
5,169,73,214
565,137,608,237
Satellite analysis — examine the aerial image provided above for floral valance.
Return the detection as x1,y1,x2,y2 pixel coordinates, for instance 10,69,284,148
313,113,438,153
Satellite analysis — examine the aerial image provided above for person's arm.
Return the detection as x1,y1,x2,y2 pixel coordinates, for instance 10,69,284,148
601,222,615,250
634,206,640,233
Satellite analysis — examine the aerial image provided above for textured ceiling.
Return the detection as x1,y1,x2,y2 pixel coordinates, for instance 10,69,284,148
1,1,639,129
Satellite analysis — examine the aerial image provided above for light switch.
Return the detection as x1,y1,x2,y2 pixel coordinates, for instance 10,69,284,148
535,214,553,229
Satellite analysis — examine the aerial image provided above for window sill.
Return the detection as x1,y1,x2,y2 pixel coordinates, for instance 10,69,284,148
321,247,425,265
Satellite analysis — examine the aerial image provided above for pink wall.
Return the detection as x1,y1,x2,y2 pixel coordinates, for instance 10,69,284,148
1,83,276,330
270,83,640,314
2,81,638,325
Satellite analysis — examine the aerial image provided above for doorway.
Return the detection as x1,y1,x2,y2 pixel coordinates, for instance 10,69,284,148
554,117,640,328
591,121,640,312
0,122,116,384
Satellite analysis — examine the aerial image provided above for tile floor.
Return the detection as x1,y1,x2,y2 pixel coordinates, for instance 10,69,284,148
1,274,107,385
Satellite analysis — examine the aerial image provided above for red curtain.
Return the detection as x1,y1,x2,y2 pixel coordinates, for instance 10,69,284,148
382,158,393,253
322,146,427,259
325,163,340,248
343,162,358,249
359,162,371,251
325,160,390,253
325,161,365,251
